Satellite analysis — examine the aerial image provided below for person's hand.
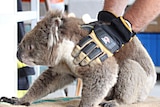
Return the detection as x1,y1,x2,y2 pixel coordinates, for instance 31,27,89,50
72,11,135,66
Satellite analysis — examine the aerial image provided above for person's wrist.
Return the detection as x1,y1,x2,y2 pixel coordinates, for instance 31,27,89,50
123,14,138,33
108,16,135,47
119,16,132,32
122,17,136,36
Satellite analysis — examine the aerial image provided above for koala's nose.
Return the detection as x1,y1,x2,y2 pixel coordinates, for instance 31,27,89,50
17,48,22,62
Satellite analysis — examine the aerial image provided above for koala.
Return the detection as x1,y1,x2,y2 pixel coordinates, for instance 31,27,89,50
4,10,157,107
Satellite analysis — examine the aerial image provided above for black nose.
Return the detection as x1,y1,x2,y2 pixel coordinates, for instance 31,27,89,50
17,48,22,62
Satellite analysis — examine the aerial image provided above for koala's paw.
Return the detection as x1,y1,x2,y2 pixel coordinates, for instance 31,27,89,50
67,105,80,107
0,97,30,106
99,100,118,107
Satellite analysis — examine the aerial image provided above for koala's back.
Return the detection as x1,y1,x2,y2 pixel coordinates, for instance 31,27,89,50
115,36,155,76
110,36,157,103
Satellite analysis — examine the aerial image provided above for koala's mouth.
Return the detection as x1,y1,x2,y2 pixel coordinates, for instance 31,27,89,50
17,50,36,66
21,58,37,66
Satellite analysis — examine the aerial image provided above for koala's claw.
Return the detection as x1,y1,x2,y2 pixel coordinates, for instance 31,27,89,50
0,97,30,106
19,102,30,106
99,102,117,107
0,97,16,104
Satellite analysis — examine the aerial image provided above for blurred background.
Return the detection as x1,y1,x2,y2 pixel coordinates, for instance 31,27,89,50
0,0,159,99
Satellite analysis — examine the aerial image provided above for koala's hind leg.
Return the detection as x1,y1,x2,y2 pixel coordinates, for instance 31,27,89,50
113,59,149,105
79,57,119,107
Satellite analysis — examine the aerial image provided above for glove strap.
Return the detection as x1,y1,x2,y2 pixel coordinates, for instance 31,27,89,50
111,17,135,45
98,11,117,22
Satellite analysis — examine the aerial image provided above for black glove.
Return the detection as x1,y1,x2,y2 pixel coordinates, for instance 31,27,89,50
72,11,135,66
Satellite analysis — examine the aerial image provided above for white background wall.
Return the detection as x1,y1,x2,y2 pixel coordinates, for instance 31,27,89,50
0,0,39,97
0,1,17,97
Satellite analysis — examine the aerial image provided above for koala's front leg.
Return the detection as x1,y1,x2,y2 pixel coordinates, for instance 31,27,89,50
79,61,118,107
9,67,75,105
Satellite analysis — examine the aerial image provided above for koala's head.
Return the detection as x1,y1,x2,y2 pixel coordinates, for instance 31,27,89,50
17,10,85,67
17,10,65,66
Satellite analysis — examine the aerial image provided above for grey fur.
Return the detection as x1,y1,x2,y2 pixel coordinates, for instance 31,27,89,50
16,10,156,107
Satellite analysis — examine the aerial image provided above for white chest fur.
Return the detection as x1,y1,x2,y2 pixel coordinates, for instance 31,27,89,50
55,39,77,72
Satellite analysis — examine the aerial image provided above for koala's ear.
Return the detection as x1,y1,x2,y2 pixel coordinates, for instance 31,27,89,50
48,17,62,49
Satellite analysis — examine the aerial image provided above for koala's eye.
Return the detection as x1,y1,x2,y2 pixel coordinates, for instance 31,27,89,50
27,44,34,51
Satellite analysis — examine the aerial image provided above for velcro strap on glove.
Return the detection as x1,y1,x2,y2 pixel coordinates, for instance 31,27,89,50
111,17,135,44
98,11,117,22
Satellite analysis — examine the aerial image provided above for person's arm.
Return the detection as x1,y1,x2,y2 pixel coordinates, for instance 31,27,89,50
72,0,160,66
103,0,128,16
123,0,160,32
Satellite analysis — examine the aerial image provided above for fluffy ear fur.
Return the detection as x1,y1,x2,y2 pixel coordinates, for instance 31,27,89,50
48,14,63,49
